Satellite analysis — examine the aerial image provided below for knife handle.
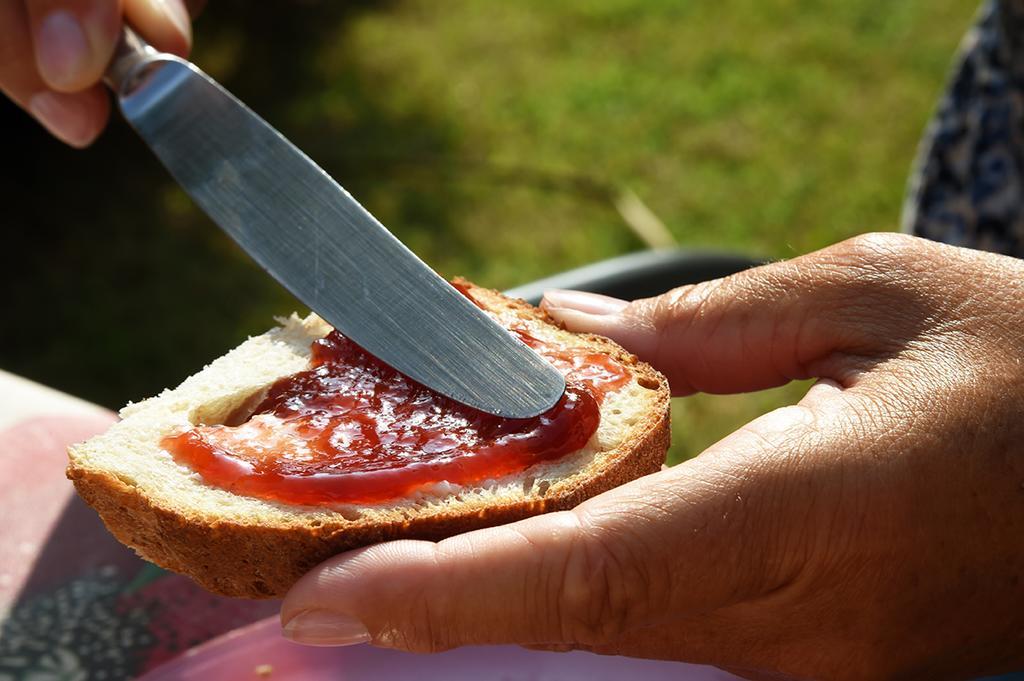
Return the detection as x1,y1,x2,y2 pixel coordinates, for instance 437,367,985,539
103,27,166,95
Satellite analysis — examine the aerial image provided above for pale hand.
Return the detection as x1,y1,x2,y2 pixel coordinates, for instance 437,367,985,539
0,0,194,147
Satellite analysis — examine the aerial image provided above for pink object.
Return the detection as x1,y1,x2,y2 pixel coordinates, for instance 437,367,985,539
0,372,275,680
139,616,740,681
0,407,120,603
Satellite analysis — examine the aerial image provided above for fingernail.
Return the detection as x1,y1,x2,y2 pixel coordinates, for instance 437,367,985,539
542,290,628,316
35,11,91,90
28,91,96,148
282,610,371,647
155,0,192,47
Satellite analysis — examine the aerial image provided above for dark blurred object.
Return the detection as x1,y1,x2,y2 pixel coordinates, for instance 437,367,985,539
0,86,288,409
505,250,760,305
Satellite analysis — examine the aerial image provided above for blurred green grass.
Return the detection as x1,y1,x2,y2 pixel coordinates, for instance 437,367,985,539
0,0,976,462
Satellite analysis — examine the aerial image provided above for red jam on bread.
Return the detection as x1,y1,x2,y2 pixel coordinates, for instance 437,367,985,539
163,310,629,506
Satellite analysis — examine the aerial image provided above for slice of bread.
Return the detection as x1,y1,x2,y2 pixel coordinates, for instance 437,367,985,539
67,283,670,598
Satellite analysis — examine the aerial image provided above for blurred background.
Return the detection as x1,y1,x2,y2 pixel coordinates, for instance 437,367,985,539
0,0,977,464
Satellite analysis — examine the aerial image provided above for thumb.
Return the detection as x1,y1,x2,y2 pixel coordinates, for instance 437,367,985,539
542,233,931,396
278,390,829,652
279,511,618,650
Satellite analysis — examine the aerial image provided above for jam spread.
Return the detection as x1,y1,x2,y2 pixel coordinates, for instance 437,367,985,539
163,301,630,506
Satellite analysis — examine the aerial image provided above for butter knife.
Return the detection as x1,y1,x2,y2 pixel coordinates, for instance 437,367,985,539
104,28,564,418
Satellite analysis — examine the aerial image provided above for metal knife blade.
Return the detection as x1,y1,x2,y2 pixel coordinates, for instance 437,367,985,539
105,29,564,418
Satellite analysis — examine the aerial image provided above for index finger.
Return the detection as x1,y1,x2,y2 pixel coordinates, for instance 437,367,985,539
543,233,941,396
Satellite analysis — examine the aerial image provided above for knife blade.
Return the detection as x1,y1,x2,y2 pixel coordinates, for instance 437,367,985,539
104,29,564,418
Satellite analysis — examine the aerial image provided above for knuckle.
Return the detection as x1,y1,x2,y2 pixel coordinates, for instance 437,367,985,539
814,234,946,346
637,279,730,379
553,509,655,644
631,285,693,337
641,278,726,332
837,232,920,269
827,232,928,295
371,548,457,654
380,589,455,653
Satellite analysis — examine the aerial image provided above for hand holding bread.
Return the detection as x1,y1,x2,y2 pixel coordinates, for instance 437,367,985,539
281,234,1024,680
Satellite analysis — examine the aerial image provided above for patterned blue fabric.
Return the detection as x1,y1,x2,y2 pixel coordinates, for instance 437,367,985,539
903,0,1024,257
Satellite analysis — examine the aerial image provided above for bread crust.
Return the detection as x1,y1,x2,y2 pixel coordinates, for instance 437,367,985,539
67,284,671,598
